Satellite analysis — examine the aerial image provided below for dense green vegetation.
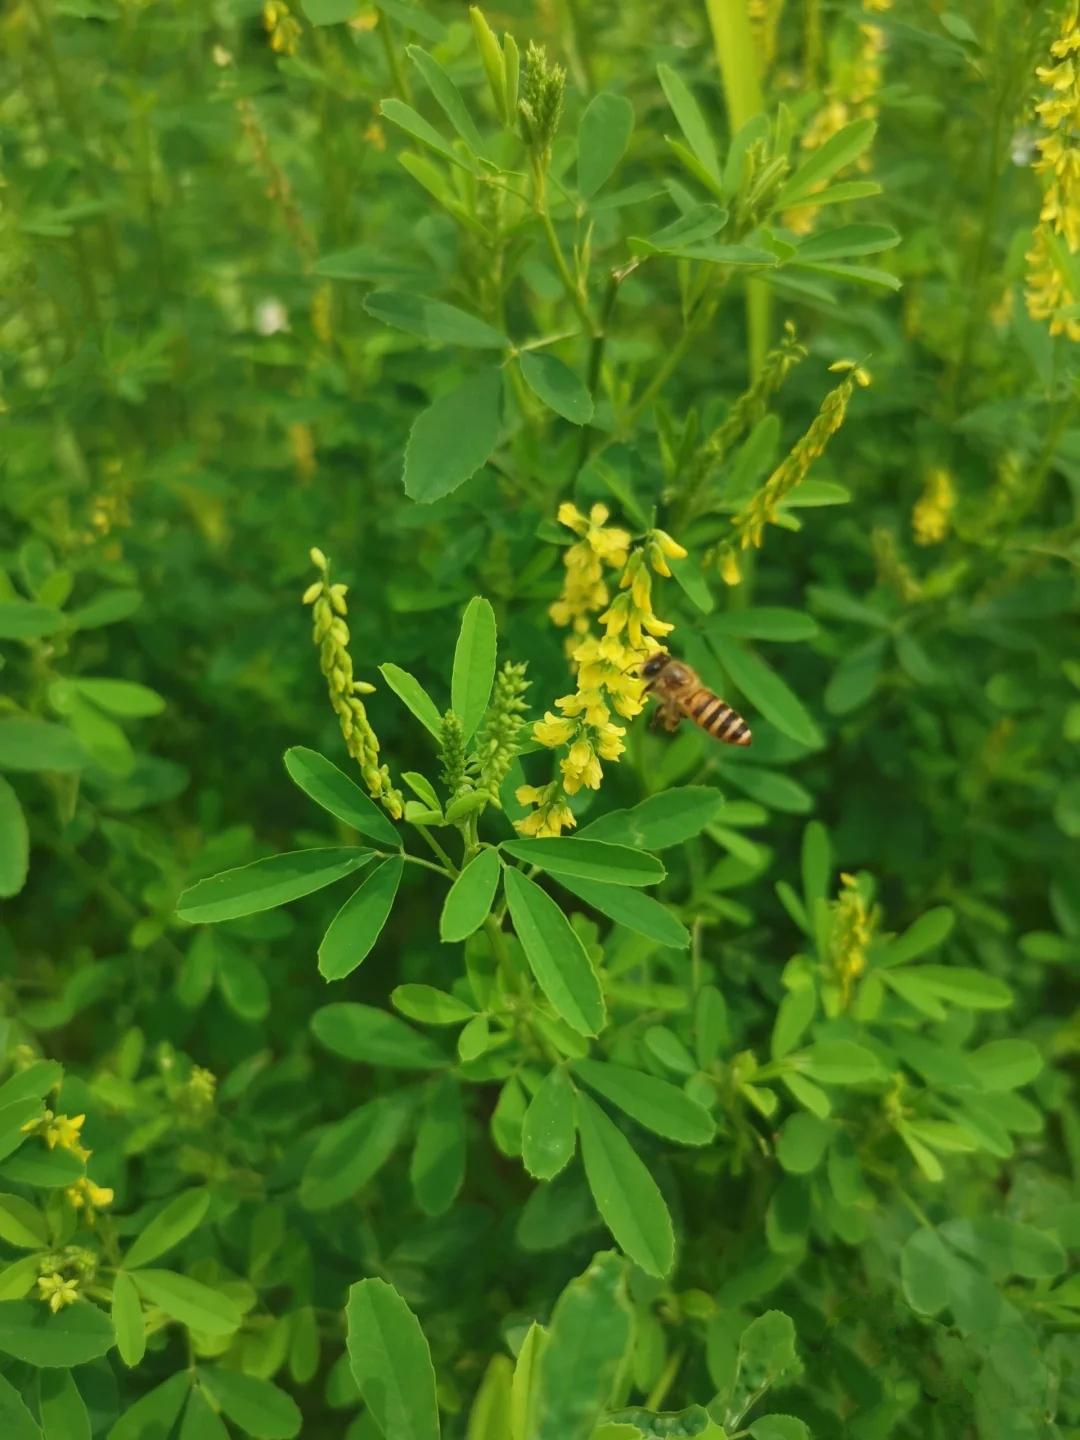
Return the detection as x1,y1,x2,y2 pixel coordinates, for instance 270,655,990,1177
1,1,1078,1436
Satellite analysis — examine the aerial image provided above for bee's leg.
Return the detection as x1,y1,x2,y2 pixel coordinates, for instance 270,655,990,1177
661,702,682,733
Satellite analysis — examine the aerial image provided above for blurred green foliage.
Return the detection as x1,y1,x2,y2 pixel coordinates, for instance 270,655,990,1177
1,1,1078,1437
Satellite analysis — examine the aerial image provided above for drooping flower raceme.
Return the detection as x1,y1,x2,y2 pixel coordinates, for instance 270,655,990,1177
516,508,685,837
1025,3,1080,340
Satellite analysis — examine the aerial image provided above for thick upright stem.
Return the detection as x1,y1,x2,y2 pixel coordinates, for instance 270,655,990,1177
704,0,769,378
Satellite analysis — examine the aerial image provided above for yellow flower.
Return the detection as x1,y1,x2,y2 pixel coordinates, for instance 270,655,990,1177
561,739,603,794
37,1273,79,1313
912,468,956,547
44,1113,90,1162
67,1178,114,1215
533,711,575,747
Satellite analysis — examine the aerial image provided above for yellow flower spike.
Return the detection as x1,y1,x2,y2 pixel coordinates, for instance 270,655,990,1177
912,467,956,547
561,739,603,793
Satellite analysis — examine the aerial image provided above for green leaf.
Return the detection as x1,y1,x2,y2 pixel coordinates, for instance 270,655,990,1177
575,1092,674,1278
706,608,818,643
216,946,270,1022
0,1374,41,1440
534,1252,634,1440
452,596,498,739
198,1369,301,1439
318,856,404,980
709,638,823,748
39,1368,90,1440
795,224,900,261
466,1355,513,1440
0,778,28,899
657,64,719,180
776,118,876,205
800,821,831,907
130,1270,242,1337
410,1076,466,1215
123,1189,210,1269
177,848,372,924
939,1217,1065,1281
284,747,401,845
346,1279,441,1440
695,985,729,1068
900,1228,953,1316
111,1271,145,1368
578,787,723,850
0,718,86,773
302,0,360,21
771,985,815,1060
301,1097,411,1211
71,678,164,716
883,965,1012,1012
790,259,900,292
522,1066,577,1180
577,91,634,198
441,848,501,942
107,1373,189,1440
392,983,476,1025
403,369,502,503
519,352,594,425
551,875,690,950
406,45,487,155
0,1194,47,1249
800,1040,883,1085
877,907,955,966
667,551,714,614
380,97,477,171
749,1417,809,1440
179,1390,229,1440
967,1039,1042,1091
503,838,664,887
724,1311,800,1426
364,290,506,349
379,663,444,738
503,870,606,1037
0,1299,115,1366
573,1060,714,1145
311,1002,446,1068
0,600,64,640
0,1146,83,1190
775,1112,831,1174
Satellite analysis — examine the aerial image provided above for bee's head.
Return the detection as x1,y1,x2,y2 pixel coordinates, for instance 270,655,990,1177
640,651,669,679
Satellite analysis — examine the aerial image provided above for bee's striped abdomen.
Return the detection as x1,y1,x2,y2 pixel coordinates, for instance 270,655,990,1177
683,688,752,747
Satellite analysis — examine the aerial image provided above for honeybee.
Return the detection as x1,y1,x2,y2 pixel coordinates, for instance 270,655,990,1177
638,651,752,746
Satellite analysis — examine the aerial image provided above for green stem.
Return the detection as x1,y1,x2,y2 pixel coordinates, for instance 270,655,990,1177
378,11,411,102
533,161,597,337
398,851,454,880
412,826,458,876
703,0,769,377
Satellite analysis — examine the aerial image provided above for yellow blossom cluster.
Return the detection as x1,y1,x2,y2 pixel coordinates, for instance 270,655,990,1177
21,1109,115,1236
912,467,956,546
786,0,892,234
720,362,870,577
263,1,300,56
829,873,877,1008
548,502,631,647
1026,3,1080,340
516,508,686,836
303,547,404,819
